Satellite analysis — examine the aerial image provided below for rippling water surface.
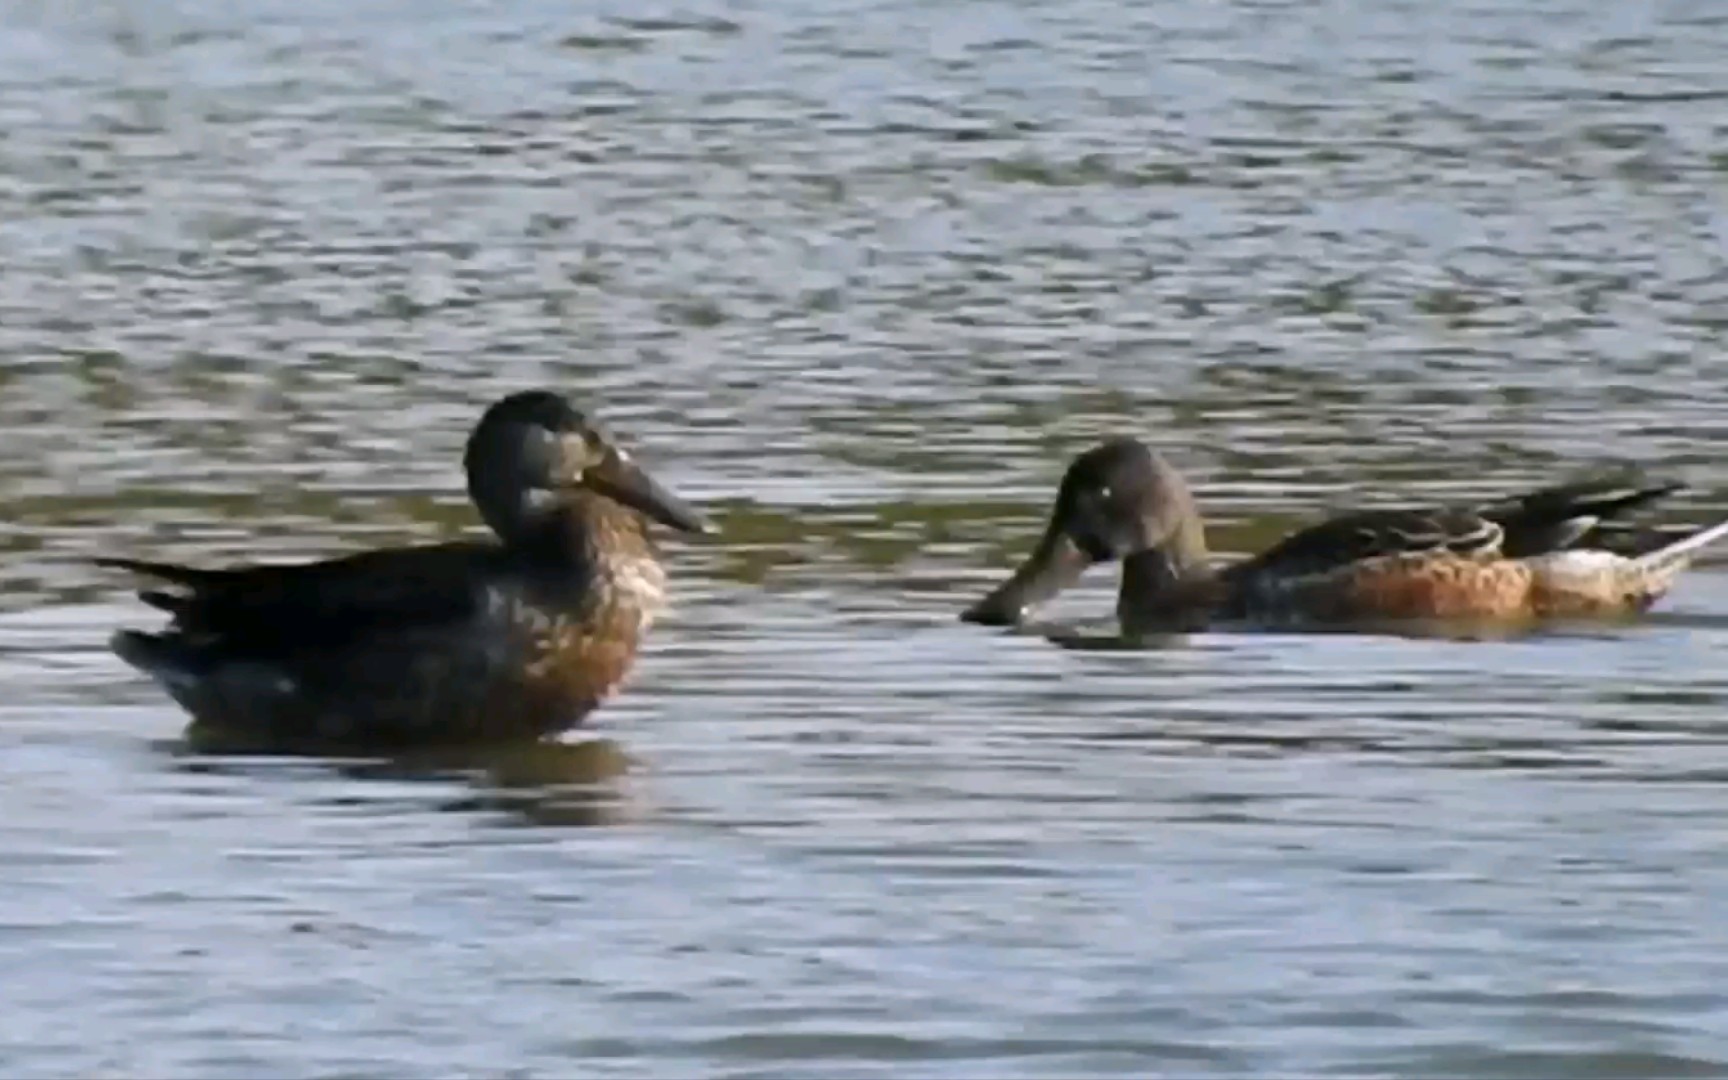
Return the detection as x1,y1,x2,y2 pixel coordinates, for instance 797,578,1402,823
4,0,1728,1075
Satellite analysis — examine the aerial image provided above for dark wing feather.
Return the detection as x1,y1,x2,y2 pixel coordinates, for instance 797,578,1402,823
1226,506,1503,583
1474,478,1683,558
1220,475,1684,585
97,543,494,659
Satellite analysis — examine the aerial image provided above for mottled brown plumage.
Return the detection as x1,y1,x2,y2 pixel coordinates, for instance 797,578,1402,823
962,438,1727,634
102,390,708,753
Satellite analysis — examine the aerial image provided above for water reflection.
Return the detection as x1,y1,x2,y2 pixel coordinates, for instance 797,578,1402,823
162,735,638,828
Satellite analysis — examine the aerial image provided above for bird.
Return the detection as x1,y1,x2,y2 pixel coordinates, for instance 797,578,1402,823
101,389,709,753
962,437,1727,634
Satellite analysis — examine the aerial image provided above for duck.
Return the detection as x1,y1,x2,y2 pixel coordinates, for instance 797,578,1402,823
962,437,1728,634
101,389,708,753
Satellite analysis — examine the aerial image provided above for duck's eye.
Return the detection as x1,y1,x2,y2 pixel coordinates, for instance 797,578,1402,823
1097,485,1114,503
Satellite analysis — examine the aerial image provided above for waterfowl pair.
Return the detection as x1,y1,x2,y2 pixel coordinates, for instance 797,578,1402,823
964,438,1728,634
103,390,707,753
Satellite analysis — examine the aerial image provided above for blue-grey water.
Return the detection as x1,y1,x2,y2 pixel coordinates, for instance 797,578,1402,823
4,0,1728,1075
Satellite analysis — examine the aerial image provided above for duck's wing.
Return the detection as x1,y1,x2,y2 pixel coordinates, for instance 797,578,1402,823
1226,475,1687,583
97,543,494,657
1473,478,1684,557
1223,506,1504,584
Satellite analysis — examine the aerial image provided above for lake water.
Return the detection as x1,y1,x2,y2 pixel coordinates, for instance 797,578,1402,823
3,0,1728,1075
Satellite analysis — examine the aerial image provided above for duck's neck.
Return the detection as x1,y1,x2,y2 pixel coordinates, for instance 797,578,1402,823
569,494,656,554
504,496,668,622
1116,519,1217,632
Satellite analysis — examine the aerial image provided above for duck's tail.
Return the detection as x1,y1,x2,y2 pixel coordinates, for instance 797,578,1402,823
110,628,192,681
97,556,210,616
1629,517,1728,577
113,630,228,725
1533,516,1728,614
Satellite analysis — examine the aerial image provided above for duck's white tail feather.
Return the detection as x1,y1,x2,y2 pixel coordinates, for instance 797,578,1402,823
1632,517,1728,573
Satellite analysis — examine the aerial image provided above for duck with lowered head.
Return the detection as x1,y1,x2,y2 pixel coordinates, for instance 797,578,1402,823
963,437,1728,634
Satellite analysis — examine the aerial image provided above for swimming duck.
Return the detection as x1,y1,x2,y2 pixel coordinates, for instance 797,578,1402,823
102,389,708,752
962,438,1728,633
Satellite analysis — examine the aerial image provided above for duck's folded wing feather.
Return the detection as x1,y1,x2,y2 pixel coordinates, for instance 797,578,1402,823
1225,507,1503,583
97,544,491,655
1474,478,1683,557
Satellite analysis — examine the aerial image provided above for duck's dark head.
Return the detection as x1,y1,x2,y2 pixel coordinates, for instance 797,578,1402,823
1049,438,1204,564
961,438,1208,626
464,390,709,542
